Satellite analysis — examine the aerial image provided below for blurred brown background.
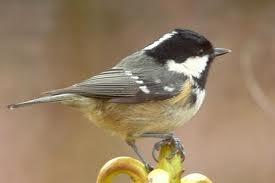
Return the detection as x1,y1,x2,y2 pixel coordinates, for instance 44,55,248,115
1,0,275,182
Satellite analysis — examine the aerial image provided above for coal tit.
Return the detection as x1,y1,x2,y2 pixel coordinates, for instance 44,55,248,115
8,28,231,169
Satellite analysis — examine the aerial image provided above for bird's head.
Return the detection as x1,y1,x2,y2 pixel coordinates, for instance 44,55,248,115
143,28,231,87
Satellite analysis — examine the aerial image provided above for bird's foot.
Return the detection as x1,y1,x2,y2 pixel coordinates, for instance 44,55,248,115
145,163,154,171
126,139,154,172
152,134,185,162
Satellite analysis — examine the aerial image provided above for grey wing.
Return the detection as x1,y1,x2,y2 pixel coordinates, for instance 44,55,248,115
47,67,139,98
47,51,188,103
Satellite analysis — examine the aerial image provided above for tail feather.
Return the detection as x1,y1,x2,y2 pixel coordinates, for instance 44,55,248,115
7,94,77,110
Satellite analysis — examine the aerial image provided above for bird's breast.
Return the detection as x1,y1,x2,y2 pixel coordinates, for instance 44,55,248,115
75,82,206,140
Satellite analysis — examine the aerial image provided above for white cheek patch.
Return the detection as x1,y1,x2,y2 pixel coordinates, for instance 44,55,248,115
167,55,209,78
143,31,177,50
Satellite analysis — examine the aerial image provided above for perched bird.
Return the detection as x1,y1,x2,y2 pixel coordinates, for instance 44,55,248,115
8,29,231,169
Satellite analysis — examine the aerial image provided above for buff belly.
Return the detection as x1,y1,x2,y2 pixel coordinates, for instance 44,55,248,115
73,85,206,140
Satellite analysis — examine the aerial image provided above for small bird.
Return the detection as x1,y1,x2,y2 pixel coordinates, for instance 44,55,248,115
8,29,230,169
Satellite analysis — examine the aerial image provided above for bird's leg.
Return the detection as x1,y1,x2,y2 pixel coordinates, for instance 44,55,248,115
126,140,153,171
140,133,185,162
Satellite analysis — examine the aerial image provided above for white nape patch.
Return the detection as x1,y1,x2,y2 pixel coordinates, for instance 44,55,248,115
167,55,209,78
125,71,132,76
139,86,150,94
131,76,139,80
136,80,144,84
163,86,175,92
143,31,177,50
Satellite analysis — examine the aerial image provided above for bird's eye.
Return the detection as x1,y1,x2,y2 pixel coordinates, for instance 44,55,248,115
197,49,204,56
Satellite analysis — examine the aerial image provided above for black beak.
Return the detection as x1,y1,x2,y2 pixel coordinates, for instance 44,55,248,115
214,48,231,57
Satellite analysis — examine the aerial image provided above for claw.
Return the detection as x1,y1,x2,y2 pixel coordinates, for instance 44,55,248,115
151,135,185,162
145,164,154,171
152,140,170,162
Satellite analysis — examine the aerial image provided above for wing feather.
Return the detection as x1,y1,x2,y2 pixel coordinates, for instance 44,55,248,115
46,67,139,98
46,51,188,103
